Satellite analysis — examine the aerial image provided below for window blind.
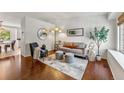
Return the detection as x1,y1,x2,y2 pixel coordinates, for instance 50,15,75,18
118,13,124,25
118,23,124,52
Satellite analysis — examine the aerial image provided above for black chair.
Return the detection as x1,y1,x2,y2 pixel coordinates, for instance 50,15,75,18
4,40,16,52
11,40,16,51
4,44,10,52
29,42,48,59
29,42,39,57
0,46,1,53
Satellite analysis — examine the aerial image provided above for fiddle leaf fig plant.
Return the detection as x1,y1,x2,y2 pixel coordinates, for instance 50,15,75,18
90,26,109,56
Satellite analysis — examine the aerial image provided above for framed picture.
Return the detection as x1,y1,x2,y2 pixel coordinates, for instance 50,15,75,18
67,28,84,36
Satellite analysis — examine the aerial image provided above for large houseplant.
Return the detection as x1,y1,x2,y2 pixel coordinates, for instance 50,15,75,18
90,26,109,61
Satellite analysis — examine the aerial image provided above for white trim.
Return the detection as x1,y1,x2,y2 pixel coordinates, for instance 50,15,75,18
3,25,21,29
108,50,124,69
107,50,124,79
117,25,119,51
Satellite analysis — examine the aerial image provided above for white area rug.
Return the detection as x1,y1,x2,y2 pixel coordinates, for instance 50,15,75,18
38,54,88,80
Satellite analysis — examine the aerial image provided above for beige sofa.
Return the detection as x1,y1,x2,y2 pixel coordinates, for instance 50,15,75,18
59,42,87,57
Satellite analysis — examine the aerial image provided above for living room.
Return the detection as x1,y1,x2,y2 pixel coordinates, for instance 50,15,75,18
0,12,124,80
1,0,124,93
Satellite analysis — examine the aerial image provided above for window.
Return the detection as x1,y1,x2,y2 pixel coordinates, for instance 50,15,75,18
0,27,11,41
118,23,124,52
118,13,124,53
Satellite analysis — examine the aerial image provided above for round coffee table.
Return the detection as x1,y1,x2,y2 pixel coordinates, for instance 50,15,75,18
56,50,63,60
65,53,74,63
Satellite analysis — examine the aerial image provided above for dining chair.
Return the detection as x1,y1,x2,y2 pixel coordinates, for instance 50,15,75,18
11,40,16,51
4,40,16,52
0,46,1,53
4,44,10,52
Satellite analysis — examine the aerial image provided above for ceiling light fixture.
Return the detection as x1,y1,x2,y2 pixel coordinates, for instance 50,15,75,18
54,26,62,32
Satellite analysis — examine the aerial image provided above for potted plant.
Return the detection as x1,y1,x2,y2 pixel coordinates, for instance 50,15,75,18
90,26,109,61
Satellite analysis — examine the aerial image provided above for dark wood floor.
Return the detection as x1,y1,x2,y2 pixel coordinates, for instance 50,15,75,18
83,59,114,80
0,54,114,80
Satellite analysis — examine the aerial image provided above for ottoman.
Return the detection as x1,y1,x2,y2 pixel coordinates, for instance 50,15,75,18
65,53,74,63
56,51,63,60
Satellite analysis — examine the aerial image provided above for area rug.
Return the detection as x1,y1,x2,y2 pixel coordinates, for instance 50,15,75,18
38,54,88,80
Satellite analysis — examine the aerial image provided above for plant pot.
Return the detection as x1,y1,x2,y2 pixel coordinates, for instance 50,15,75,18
96,55,101,61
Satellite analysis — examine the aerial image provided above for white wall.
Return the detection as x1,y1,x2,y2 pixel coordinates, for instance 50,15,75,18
56,15,117,59
0,13,21,27
21,17,26,56
21,17,55,57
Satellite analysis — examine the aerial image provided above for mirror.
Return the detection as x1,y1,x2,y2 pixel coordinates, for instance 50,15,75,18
37,28,48,40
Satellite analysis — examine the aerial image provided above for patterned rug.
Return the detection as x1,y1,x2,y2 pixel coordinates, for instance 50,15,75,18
38,54,88,80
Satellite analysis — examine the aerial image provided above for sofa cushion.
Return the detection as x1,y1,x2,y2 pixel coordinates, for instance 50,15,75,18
59,42,87,57
63,42,73,48
71,49,83,55
73,42,86,48
59,47,71,52
63,42,72,46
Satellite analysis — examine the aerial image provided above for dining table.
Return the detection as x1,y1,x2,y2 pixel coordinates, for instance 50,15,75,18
0,41,12,53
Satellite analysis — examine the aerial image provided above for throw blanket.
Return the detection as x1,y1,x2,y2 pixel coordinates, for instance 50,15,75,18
33,47,40,59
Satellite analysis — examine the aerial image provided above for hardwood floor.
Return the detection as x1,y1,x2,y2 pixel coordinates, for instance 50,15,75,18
0,53,114,80
83,60,114,80
21,56,74,80
0,55,21,80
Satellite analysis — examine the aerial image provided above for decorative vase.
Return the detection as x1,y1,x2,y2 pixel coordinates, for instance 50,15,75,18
96,55,101,61
88,50,96,62
88,42,96,62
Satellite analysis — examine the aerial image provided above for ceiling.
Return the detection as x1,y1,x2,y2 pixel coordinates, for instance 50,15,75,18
2,12,107,19
0,12,108,27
